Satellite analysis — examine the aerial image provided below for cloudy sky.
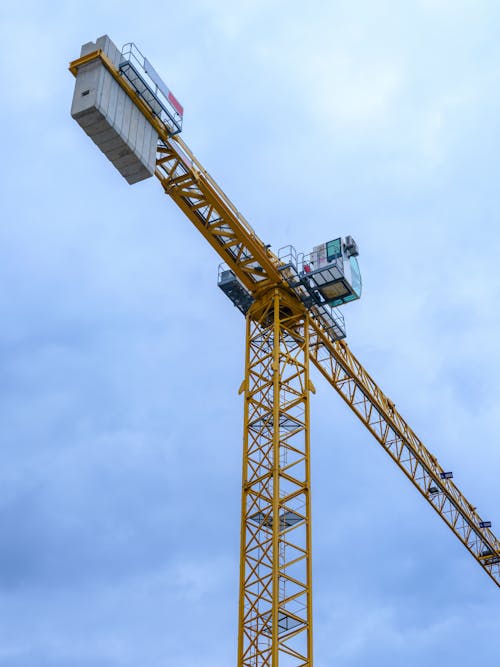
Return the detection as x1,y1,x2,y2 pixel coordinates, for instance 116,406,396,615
0,0,499,665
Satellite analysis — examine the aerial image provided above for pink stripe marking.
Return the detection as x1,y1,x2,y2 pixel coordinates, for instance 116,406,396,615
168,91,184,117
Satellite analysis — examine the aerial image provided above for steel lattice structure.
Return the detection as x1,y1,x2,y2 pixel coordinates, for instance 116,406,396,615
239,290,312,667
308,321,500,586
69,43,500,667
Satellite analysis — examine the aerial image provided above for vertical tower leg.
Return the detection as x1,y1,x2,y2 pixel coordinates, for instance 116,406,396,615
238,289,313,667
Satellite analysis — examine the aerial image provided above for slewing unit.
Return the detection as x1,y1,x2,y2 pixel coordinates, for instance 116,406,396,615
218,236,360,342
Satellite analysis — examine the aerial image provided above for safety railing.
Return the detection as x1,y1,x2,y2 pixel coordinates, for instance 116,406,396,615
120,42,183,135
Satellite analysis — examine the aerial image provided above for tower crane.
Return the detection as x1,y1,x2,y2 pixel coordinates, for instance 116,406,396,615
69,35,499,667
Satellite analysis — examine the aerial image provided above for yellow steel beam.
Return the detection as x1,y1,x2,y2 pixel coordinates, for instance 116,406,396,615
308,318,500,587
69,51,284,296
154,140,284,294
69,50,168,138
238,289,313,666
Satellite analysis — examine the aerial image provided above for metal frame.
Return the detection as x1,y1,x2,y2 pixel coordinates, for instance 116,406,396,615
277,246,346,340
308,321,500,586
68,49,342,342
238,289,313,666
69,42,500,667
119,42,183,135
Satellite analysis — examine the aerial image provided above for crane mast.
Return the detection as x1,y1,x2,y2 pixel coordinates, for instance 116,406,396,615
69,35,499,667
239,292,313,665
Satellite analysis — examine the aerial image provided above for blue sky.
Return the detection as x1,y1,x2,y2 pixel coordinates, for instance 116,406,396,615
0,1,499,665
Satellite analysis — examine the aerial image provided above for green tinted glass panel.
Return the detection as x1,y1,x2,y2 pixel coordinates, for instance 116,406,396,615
326,238,342,262
349,257,362,296
329,294,356,307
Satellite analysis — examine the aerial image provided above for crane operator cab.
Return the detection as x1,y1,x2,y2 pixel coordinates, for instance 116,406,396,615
219,235,361,342
302,236,362,307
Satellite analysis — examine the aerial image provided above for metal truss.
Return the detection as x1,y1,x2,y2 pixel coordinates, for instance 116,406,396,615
238,289,313,667
154,135,282,294
69,46,500,667
308,318,500,586
69,48,284,296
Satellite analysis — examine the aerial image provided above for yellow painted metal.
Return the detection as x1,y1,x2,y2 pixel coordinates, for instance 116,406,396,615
69,50,284,296
69,49,104,76
69,50,168,138
69,43,500,667
308,319,500,587
238,289,313,666
154,139,283,295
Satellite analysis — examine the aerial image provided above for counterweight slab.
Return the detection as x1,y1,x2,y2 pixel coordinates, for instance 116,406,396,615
71,35,158,184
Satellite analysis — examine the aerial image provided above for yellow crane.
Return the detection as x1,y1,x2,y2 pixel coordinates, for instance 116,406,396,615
69,36,499,667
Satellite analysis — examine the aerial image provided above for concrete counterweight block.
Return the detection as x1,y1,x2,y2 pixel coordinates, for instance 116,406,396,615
71,35,158,185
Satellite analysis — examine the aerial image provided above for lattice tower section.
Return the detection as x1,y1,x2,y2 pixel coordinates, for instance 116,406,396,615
238,289,313,667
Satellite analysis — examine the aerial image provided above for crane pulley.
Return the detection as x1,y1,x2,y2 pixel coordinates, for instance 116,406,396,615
69,34,499,667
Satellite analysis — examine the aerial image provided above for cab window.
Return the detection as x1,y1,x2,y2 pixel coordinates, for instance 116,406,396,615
326,238,342,262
